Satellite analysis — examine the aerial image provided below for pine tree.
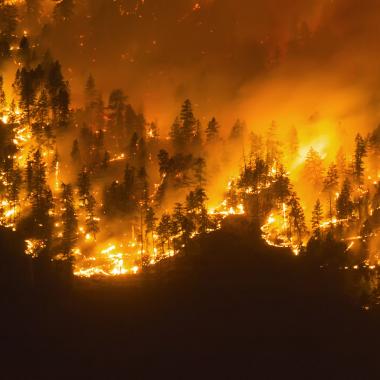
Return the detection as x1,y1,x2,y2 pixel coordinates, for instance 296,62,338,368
303,147,324,188
192,119,202,149
33,90,49,144
85,194,99,239
230,119,246,140
28,150,54,246
180,99,196,145
157,149,170,178
193,157,206,187
353,133,367,185
323,163,339,218
206,117,219,143
124,164,135,197
137,166,149,205
311,199,323,236
57,84,70,128
336,178,354,219
171,202,185,237
18,36,31,67
84,74,102,129
288,192,307,243
77,167,91,207
157,213,172,254
6,160,22,223
169,117,182,150
171,202,195,246
31,149,47,198
60,183,78,259
129,132,139,160
145,206,157,256
25,154,33,195
13,68,36,125
108,89,126,134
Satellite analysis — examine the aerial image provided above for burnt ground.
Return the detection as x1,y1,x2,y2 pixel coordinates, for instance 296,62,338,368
2,218,380,379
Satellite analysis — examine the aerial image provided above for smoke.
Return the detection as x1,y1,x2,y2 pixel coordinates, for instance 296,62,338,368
19,0,376,140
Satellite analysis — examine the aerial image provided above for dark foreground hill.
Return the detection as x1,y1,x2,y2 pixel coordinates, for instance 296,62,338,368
2,218,380,379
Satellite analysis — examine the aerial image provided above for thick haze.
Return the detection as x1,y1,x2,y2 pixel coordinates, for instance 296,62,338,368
19,0,380,139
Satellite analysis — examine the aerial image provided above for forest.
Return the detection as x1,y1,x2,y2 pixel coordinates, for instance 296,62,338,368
1,1,380,377
0,0,379,290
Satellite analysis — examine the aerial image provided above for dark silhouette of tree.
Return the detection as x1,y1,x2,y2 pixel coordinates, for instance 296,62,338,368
169,117,182,150
157,213,172,255
226,180,239,210
206,117,219,143
25,150,54,251
145,206,157,257
85,194,99,239
336,178,354,219
193,157,206,187
46,60,70,129
25,154,33,196
60,183,78,261
18,36,32,68
158,149,170,178
108,89,126,147
84,74,104,129
171,202,195,248
71,139,81,163
124,164,136,197
353,133,367,185
33,90,50,145
311,199,323,237
272,166,291,205
186,187,208,233
77,167,91,207
3,158,22,224
230,119,246,140
13,67,36,125
56,84,70,128
323,163,339,218
288,192,307,243
180,99,196,144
